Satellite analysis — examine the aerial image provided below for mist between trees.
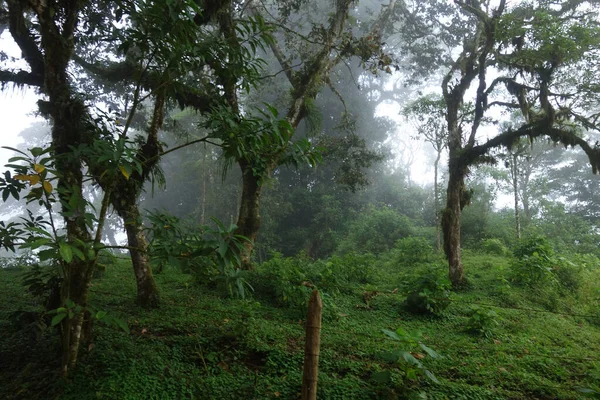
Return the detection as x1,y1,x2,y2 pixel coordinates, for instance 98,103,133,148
1,0,600,395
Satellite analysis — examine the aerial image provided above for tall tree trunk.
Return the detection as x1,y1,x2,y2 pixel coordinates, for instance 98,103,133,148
235,160,263,269
98,93,164,307
40,5,93,373
434,151,442,252
114,199,160,307
512,154,521,239
442,150,468,288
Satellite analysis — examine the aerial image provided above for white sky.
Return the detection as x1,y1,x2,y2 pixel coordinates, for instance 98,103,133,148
0,31,43,168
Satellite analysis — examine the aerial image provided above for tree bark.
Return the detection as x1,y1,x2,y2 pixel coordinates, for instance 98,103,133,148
114,198,160,307
434,150,442,252
442,163,467,288
512,154,521,239
234,160,263,269
302,290,323,400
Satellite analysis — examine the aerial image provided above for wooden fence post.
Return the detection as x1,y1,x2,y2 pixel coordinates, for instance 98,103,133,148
302,290,323,400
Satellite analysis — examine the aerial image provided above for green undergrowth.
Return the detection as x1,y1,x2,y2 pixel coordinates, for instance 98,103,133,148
1,249,600,399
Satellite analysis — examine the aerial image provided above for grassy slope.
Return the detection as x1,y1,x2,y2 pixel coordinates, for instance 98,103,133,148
1,252,600,399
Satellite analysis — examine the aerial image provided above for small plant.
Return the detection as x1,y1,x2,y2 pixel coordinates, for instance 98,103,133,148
373,327,441,395
465,306,500,338
214,268,254,299
404,269,452,315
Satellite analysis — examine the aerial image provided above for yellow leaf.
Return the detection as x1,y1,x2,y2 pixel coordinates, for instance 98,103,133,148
29,175,40,185
119,165,130,180
43,181,53,193
14,174,31,181
33,164,45,173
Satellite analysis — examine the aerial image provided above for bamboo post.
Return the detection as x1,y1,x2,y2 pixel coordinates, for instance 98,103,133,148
302,290,323,400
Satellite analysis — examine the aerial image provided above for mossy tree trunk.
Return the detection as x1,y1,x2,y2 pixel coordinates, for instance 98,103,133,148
6,0,96,374
234,160,263,269
115,199,160,307
107,92,165,307
442,159,467,288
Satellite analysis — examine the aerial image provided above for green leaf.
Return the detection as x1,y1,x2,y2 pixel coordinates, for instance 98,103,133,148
371,370,391,384
59,242,73,263
2,146,28,156
96,310,107,320
401,351,421,367
382,328,401,341
419,343,441,359
51,312,67,326
38,249,56,262
114,317,130,334
424,369,440,384
72,246,85,261
65,299,76,309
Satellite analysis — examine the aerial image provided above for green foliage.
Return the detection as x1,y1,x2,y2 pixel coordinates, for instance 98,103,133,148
2,247,600,399
579,382,600,398
404,268,452,315
394,237,434,267
482,238,508,256
250,252,314,313
337,206,414,255
511,236,558,286
465,306,501,338
146,212,251,299
374,327,441,396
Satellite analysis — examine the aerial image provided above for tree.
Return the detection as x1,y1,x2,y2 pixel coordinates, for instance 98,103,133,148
71,0,273,305
0,0,116,374
213,0,401,268
404,94,448,251
437,0,600,287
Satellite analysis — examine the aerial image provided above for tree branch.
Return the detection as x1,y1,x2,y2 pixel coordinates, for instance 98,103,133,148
5,0,45,83
468,122,600,174
0,69,43,87
72,54,218,112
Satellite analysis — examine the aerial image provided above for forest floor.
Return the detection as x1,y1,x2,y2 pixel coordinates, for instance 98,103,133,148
1,251,600,399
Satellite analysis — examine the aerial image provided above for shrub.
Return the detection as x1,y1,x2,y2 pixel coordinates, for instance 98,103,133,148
404,268,452,315
553,261,583,293
511,236,558,286
394,237,434,267
251,252,313,313
336,206,413,255
481,238,508,256
465,306,500,338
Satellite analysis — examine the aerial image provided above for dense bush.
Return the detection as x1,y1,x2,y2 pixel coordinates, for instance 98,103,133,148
481,238,508,256
394,237,434,267
404,267,452,315
511,236,558,286
251,252,377,316
336,206,413,255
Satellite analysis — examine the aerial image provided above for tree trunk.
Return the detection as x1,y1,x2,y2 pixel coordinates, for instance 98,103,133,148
434,151,442,252
234,160,263,269
60,258,94,374
512,154,521,239
116,200,160,307
442,161,467,288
